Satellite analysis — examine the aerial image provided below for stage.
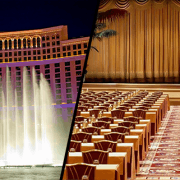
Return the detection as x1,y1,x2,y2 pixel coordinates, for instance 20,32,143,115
82,83,180,105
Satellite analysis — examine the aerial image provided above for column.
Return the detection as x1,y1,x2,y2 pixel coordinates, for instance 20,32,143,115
70,60,78,103
2,40,4,50
50,63,56,104
60,62,67,103
26,38,28,48
12,39,14,49
39,37,41,47
7,40,9,50
35,37,37,48
21,38,23,49
31,37,33,48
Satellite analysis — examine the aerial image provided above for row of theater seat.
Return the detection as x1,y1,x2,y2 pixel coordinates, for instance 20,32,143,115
63,90,166,180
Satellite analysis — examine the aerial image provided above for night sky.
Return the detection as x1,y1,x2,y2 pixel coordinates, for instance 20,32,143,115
0,0,99,39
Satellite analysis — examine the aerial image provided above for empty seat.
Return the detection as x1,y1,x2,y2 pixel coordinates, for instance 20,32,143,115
111,126,130,134
89,101,100,106
78,106,88,112
116,106,130,111
75,122,83,129
111,109,126,118
94,140,117,152
137,106,149,110
118,121,137,129
121,103,133,108
104,132,125,143
75,116,86,122
92,121,110,129
82,150,108,164
141,103,152,108
82,126,101,135
123,116,140,123
132,109,146,119
71,132,92,143
95,99,106,103
69,140,81,152
76,110,81,116
66,163,96,180
89,109,101,118
80,99,89,104
98,117,114,124
84,103,94,109
94,106,108,112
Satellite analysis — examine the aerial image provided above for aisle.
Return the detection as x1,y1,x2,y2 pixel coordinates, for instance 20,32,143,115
136,106,180,179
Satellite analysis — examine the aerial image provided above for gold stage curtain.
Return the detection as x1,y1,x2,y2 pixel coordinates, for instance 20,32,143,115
86,0,180,83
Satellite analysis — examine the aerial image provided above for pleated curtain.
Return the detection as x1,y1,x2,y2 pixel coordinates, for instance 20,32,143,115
86,0,180,83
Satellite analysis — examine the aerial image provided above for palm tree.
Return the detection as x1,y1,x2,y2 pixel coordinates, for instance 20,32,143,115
91,22,117,52
83,9,127,82
91,9,127,51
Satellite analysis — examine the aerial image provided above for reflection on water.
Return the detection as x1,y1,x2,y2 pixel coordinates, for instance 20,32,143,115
0,167,61,180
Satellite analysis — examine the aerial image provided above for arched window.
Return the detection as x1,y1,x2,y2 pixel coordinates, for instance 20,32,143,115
9,40,12,50
56,34,59,39
27,38,31,48
23,38,26,48
46,36,49,41
33,38,36,48
52,35,55,39
14,39,17,49
37,37,40,47
0,41,2,50
42,36,45,41
18,39,21,49
4,40,7,50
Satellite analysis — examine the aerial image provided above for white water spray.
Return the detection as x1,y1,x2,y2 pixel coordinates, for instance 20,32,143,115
0,67,57,166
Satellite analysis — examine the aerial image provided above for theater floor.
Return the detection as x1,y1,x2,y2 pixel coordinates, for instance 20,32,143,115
136,106,180,180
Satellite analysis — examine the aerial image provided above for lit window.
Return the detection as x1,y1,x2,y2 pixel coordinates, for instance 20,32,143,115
84,43,87,48
73,45,76,50
66,89,71,93
78,44,81,49
75,60,81,65
56,89,61,94
65,61,70,66
76,66,81,70
66,83,71,87
65,72,71,77
66,78,71,82
66,94,72,98
65,67,70,71
55,74,60,78
46,36,49,41
54,63,60,67
45,64,49,68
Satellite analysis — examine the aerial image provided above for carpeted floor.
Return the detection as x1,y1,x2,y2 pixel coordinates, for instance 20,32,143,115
136,106,180,180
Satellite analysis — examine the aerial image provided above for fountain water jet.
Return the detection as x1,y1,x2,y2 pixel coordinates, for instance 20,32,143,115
0,66,58,166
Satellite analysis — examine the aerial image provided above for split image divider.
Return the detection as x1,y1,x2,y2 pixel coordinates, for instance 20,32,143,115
59,1,101,179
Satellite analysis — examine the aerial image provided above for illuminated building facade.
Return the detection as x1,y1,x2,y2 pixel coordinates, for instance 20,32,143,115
0,25,89,121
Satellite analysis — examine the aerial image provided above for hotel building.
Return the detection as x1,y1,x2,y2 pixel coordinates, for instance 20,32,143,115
0,25,89,122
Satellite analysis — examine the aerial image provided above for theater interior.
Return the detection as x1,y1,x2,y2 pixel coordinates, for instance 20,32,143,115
62,0,180,179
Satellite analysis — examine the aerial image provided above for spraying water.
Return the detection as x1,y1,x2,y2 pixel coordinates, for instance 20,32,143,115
0,66,58,166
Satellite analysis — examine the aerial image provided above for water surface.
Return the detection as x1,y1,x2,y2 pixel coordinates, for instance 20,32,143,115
0,167,61,180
